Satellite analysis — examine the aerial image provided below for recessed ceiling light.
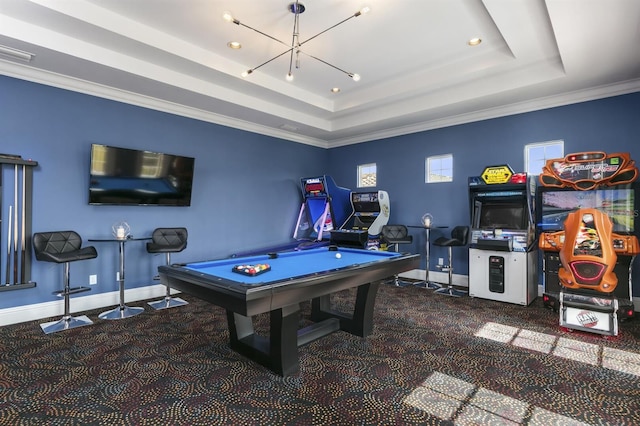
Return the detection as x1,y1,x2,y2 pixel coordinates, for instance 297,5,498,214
280,123,299,132
227,41,242,49
468,37,482,46
331,88,341,93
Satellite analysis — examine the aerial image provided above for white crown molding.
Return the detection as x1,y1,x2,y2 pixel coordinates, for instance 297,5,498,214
329,79,640,147
0,60,330,149
2,60,639,150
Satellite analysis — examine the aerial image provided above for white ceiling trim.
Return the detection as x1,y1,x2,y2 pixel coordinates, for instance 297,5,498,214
3,58,639,150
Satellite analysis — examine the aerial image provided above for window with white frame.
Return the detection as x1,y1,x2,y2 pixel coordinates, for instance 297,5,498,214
358,163,377,187
426,154,453,183
525,140,564,175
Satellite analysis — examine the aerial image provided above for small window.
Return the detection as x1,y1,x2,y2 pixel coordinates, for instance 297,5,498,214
426,154,453,183
525,140,564,176
358,163,377,187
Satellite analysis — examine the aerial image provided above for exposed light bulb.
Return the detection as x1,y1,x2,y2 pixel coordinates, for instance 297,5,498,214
222,12,233,22
350,73,361,82
355,6,371,17
468,37,482,46
286,72,294,82
241,70,252,78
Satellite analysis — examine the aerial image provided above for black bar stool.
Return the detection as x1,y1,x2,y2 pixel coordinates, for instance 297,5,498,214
147,227,189,310
381,224,414,287
433,226,469,297
33,231,98,334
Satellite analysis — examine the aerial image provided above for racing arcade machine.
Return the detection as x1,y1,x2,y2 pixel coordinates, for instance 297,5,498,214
537,152,640,335
330,191,390,249
468,165,538,306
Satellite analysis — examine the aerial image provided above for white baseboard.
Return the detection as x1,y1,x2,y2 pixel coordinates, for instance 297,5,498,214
400,268,468,287
0,284,173,327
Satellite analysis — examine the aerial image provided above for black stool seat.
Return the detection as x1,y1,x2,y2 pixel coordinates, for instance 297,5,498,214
33,231,98,334
433,236,467,248
35,245,98,264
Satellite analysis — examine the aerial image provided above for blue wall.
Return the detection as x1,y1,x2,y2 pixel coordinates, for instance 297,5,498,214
2,74,640,309
0,76,329,308
328,92,640,288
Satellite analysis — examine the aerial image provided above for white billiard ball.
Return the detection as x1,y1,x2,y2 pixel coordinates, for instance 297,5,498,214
335,253,342,259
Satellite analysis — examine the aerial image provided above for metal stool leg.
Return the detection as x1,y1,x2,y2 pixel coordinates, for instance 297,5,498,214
40,262,93,334
148,252,188,310
435,246,467,297
386,243,413,287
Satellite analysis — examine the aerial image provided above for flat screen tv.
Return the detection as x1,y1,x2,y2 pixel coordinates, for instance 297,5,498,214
89,144,195,206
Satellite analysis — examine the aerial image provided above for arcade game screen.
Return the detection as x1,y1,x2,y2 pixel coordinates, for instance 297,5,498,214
538,188,636,234
478,203,527,230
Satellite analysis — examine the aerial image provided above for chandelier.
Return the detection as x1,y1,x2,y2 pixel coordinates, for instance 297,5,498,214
223,2,370,82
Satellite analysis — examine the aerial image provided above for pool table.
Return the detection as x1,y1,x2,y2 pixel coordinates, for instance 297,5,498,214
158,246,419,376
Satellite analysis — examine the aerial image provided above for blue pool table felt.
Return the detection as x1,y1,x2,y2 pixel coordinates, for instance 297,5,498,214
185,247,401,285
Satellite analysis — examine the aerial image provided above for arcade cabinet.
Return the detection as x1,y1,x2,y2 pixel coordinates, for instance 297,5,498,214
468,166,538,306
329,191,390,249
293,176,352,243
537,152,640,333
540,208,640,335
232,175,351,257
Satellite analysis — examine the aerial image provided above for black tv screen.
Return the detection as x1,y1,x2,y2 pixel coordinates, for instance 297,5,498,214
89,144,195,206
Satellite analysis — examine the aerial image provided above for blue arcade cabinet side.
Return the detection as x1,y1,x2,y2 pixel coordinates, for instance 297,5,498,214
294,176,352,242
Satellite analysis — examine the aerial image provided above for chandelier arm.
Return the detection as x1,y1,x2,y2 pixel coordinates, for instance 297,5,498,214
298,13,359,47
299,50,354,77
248,48,294,73
237,22,290,49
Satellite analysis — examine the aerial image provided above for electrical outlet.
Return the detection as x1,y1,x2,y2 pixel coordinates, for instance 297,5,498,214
438,258,444,265
89,274,97,285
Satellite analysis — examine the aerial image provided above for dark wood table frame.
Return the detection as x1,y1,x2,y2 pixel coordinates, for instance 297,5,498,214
159,252,419,376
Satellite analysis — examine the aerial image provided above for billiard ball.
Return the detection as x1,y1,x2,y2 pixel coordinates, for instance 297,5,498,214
335,253,342,259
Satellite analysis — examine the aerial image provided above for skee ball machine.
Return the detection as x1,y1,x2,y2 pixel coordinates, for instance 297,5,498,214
468,165,538,305
537,152,640,335
293,176,352,243
329,191,390,249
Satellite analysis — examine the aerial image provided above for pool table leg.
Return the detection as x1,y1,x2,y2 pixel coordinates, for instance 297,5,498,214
226,304,301,376
311,281,380,337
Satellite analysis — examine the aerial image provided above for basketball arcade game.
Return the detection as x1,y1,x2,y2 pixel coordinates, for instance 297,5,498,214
293,176,352,244
468,165,538,306
329,191,390,249
537,152,640,335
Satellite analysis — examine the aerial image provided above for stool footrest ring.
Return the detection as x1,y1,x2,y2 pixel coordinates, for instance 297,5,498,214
53,286,91,297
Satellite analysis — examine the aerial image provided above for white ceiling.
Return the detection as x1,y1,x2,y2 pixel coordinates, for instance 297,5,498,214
1,0,639,148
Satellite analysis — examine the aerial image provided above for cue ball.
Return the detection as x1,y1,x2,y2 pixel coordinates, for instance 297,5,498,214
335,253,342,259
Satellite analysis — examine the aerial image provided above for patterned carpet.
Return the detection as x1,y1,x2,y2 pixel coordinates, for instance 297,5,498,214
1,282,639,425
